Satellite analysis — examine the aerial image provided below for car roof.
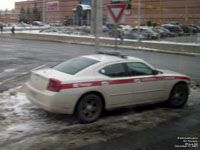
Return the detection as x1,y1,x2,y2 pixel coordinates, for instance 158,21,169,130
82,54,143,63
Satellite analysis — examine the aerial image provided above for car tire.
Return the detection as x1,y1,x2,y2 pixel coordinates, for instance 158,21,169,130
76,94,103,123
167,83,189,108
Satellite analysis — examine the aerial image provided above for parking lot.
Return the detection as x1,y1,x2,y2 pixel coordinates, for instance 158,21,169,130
1,1,200,149
1,21,200,44
0,37,199,149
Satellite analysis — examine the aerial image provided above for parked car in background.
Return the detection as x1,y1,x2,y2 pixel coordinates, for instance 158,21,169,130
78,26,91,33
50,21,62,26
108,28,122,37
152,27,168,38
106,24,118,30
160,27,178,37
32,21,45,26
132,27,160,40
0,22,6,27
188,24,200,33
179,25,194,35
18,22,30,27
61,27,76,34
25,51,190,123
161,24,184,36
120,25,133,35
40,28,60,33
124,32,147,40
119,25,132,29
7,23,17,27
190,24,200,33
170,22,180,26
102,25,109,32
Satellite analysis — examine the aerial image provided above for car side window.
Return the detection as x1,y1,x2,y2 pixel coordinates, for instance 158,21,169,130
99,63,128,78
126,62,153,76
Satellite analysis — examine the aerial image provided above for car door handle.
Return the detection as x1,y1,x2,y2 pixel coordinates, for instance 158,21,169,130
102,81,109,85
134,79,141,83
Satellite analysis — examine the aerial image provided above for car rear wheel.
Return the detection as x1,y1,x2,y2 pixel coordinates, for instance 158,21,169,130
76,94,103,123
167,83,189,108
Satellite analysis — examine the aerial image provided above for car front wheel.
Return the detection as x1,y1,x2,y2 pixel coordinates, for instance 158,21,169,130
76,94,103,123
167,83,189,108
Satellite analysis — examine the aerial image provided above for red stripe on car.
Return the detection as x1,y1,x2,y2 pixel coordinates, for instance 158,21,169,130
175,76,191,81
60,76,190,90
109,79,134,85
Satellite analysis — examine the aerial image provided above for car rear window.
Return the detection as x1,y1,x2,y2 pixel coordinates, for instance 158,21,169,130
53,57,99,75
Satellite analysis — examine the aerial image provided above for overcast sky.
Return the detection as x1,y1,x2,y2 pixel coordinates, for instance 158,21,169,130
0,0,24,10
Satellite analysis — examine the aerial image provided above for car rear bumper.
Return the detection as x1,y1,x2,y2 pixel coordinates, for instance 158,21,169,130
25,82,74,114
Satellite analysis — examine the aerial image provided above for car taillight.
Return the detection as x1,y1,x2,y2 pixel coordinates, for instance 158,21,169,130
177,27,182,32
47,78,61,92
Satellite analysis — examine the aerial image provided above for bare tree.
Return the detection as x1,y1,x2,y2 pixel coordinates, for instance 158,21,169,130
32,2,40,21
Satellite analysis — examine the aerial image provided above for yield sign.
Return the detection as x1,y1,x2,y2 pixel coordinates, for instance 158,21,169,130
107,4,126,24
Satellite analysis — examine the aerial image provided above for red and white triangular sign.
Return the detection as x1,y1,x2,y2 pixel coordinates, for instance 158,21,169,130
107,4,126,24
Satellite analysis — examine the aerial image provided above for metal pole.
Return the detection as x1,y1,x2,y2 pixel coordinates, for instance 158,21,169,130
159,0,163,24
137,0,141,41
43,0,46,23
184,0,188,23
91,0,103,53
115,24,118,50
95,0,100,53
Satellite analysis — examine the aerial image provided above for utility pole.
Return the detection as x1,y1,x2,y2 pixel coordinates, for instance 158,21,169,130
159,0,163,24
91,0,103,53
137,0,141,41
43,0,46,23
184,0,188,23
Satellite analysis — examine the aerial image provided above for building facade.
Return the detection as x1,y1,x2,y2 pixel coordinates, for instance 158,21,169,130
0,12,17,23
1,0,200,25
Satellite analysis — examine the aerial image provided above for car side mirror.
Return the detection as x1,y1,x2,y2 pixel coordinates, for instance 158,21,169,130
152,70,159,75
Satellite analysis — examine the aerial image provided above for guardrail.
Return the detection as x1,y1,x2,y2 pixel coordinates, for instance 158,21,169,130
1,32,200,55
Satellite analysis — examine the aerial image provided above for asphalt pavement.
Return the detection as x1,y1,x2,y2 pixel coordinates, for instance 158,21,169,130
0,37,199,150
75,104,200,150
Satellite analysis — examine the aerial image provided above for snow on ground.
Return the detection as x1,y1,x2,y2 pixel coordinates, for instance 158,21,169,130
3,25,49,30
9,30,200,46
0,86,200,150
101,36,200,46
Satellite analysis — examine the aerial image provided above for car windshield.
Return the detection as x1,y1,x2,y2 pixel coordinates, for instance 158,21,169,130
53,57,99,75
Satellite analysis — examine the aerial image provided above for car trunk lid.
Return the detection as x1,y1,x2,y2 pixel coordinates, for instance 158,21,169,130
30,68,74,91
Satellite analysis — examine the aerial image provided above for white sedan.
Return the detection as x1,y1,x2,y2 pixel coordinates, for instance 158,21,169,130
25,51,190,123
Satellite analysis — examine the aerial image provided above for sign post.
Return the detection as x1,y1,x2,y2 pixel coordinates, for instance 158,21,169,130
107,4,126,24
107,4,126,50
